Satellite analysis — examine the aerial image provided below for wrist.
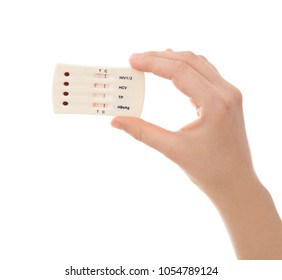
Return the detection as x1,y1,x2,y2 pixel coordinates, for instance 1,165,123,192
206,173,282,259
207,172,264,209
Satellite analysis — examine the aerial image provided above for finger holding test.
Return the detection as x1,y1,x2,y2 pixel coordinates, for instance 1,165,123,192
130,52,216,109
143,51,241,101
112,116,175,158
139,51,224,87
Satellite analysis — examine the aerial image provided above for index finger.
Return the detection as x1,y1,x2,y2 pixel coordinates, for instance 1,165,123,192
130,52,217,108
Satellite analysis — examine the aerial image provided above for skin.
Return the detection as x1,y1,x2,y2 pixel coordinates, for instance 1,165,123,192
111,50,282,260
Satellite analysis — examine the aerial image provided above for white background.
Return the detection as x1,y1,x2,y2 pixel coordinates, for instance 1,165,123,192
0,0,282,279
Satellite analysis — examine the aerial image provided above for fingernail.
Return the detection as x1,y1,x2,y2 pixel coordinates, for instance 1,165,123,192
130,53,141,61
111,119,123,130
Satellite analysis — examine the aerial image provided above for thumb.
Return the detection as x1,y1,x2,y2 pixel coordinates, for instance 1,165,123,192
111,117,175,157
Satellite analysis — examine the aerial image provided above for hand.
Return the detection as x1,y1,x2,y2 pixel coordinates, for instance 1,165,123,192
112,50,282,259
112,50,256,199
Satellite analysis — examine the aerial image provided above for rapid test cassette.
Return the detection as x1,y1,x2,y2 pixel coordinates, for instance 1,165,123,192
52,64,145,117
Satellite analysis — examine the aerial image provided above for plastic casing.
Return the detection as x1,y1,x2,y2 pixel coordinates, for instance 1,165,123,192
52,64,145,117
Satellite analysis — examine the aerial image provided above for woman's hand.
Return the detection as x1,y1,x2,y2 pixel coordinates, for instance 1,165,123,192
112,50,282,259
112,50,255,198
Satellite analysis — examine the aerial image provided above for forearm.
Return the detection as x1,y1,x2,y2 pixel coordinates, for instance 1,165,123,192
209,176,282,259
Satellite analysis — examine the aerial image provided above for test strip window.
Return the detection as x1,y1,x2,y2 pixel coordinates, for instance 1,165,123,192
52,64,145,117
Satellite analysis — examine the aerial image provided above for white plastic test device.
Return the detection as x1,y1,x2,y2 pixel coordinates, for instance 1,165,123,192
52,64,145,117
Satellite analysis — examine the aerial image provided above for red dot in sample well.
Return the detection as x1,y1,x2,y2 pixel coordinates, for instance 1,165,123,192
62,101,68,106
64,72,70,76
64,82,69,86
63,91,69,96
